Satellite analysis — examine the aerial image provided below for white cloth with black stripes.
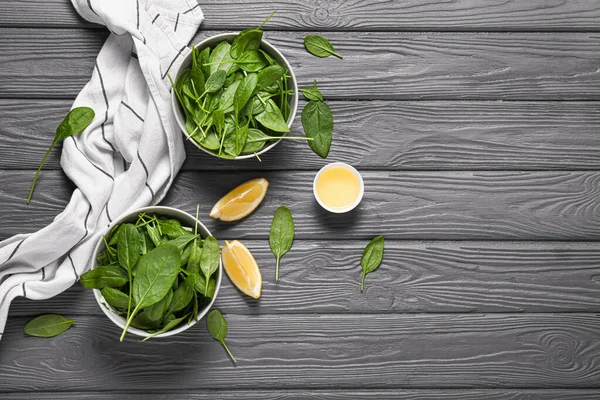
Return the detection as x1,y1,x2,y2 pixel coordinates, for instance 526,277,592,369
0,0,203,338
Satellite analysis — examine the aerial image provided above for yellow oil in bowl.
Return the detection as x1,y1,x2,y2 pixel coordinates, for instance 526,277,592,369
314,162,364,213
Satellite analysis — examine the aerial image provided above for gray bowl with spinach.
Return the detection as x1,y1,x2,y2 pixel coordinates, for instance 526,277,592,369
85,206,222,341
170,31,299,160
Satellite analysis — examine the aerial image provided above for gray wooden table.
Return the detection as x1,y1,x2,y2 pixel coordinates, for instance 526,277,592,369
1,1,600,398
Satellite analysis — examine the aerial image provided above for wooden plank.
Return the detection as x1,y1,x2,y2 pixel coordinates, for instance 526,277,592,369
9,240,600,316
1,0,600,31
3,99,600,171
3,390,600,399
2,170,600,241
2,29,599,100
2,314,600,390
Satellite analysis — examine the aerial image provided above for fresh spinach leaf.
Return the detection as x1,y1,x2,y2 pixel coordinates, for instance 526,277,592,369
360,236,384,292
101,288,131,310
236,50,268,72
207,309,236,362
145,289,173,322
120,244,181,341
208,41,235,76
304,35,343,59
255,99,290,133
301,80,323,101
200,236,220,293
80,265,128,289
230,29,263,59
168,274,195,313
24,314,75,338
257,65,285,89
194,273,216,298
301,97,333,158
234,73,258,115
269,206,294,281
28,107,95,204
205,70,227,93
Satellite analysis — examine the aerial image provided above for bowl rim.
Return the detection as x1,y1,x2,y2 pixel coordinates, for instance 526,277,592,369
313,162,365,213
90,206,223,339
171,32,299,160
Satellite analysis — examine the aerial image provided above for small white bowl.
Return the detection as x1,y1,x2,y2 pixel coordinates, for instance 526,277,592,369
90,206,222,339
171,32,299,160
313,162,365,213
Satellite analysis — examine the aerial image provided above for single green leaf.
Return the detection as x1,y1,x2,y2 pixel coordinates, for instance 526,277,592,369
108,224,124,246
130,311,161,330
234,73,258,115
360,236,385,292
301,81,324,101
199,46,212,78
202,131,221,151
158,219,189,239
28,106,95,204
230,29,263,59
165,233,199,253
200,236,221,285
80,265,128,289
235,122,249,155
304,35,343,59
205,70,227,93
101,288,131,310
257,65,285,89
209,41,235,75
269,206,294,281
146,225,162,247
168,274,195,313
187,241,203,275
117,224,141,272
207,309,236,362
24,314,75,338
255,99,290,133
301,100,333,158
190,65,205,96
241,128,268,153
236,50,268,72
145,289,173,321
194,273,216,298
141,314,189,342
120,244,181,341
219,80,241,113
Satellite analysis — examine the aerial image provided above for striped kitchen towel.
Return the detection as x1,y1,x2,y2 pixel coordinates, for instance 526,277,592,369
0,0,203,339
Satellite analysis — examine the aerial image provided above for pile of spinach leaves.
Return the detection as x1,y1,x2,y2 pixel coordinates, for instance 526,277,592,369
79,212,220,341
170,12,310,159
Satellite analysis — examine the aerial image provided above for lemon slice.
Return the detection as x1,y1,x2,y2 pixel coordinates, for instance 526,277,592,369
221,240,262,299
209,178,269,222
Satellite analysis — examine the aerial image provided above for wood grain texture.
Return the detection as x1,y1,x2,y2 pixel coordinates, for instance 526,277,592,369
9,241,600,316
2,29,600,100
3,99,600,171
2,314,600,390
2,170,599,241
4,390,600,399
1,0,600,31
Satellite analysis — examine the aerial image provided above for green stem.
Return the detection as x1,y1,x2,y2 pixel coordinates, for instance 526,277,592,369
126,269,133,327
330,50,343,59
254,152,262,162
221,340,237,363
246,136,312,143
27,143,55,204
275,256,280,281
258,11,276,29
360,272,366,292
120,303,142,342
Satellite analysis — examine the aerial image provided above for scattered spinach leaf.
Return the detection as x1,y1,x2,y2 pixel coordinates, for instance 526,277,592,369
304,35,343,59
269,206,294,281
207,309,236,362
360,236,384,292
27,107,95,203
24,314,75,338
